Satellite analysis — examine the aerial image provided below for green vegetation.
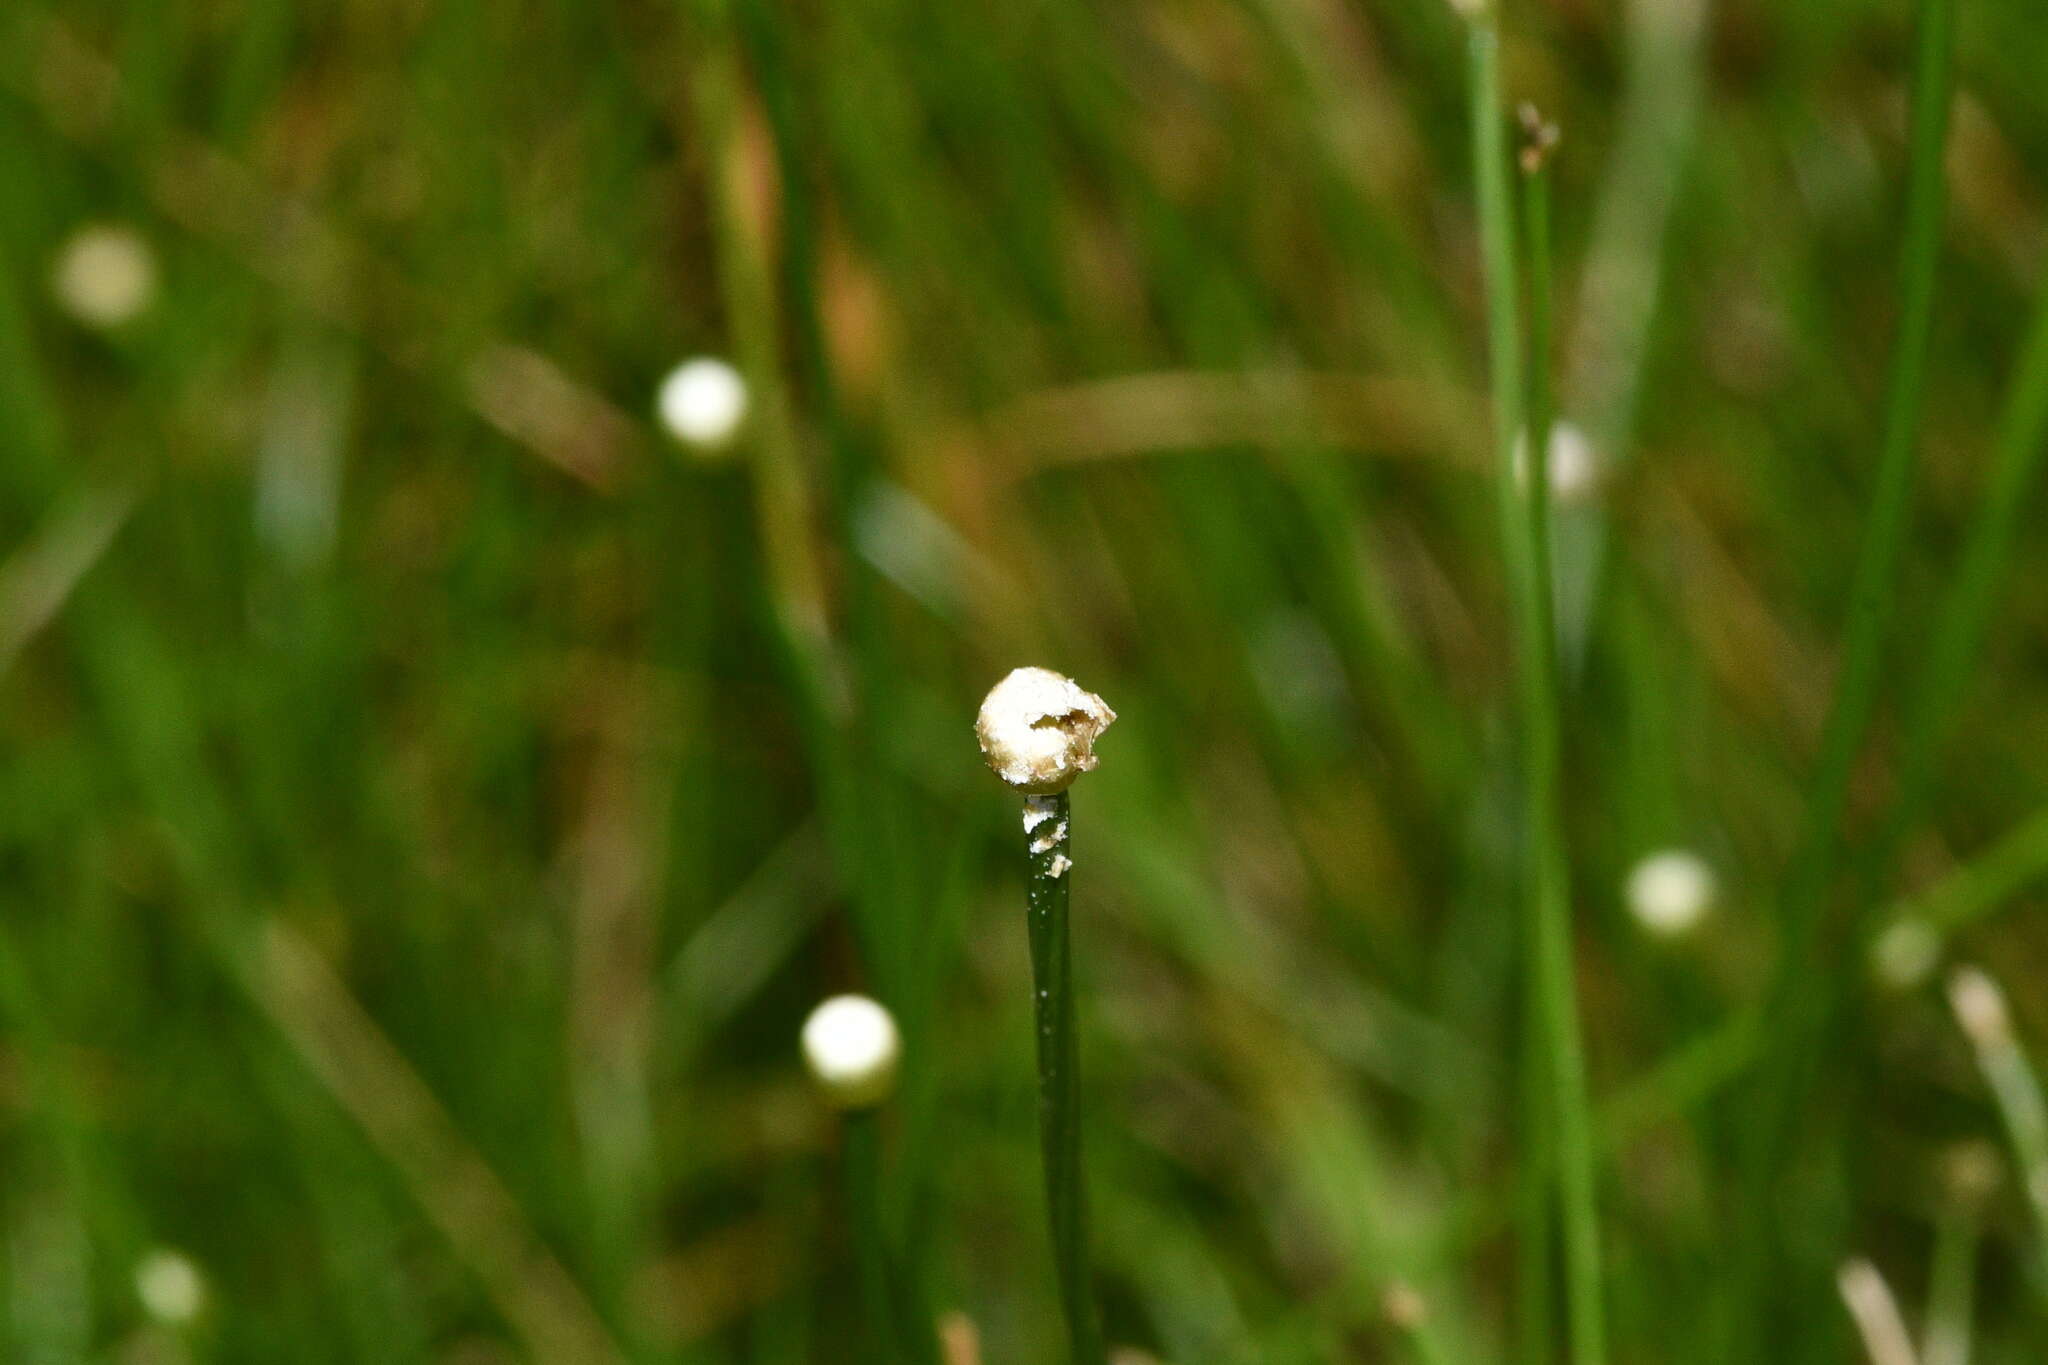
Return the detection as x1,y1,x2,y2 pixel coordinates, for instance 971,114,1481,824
8,0,2048,1361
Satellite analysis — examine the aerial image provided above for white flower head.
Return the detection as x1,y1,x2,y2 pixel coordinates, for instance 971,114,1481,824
974,667,1116,795
1625,849,1716,938
801,994,901,1110
134,1247,205,1325
1942,1139,2002,1203
52,223,157,330
1949,966,2012,1049
1381,1279,1428,1330
1870,916,1941,991
1512,420,1602,505
656,356,749,452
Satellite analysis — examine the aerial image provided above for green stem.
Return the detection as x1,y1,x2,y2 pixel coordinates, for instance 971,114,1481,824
1515,141,1557,1365
1024,790,1104,1365
1735,0,1956,1338
1869,805,2048,986
1923,1193,1980,1365
845,1111,914,1365
1867,262,2048,900
1770,0,1954,954
689,0,836,709
1467,24,1605,1365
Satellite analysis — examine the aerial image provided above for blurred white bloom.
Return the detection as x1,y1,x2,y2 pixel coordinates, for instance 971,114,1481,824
1625,849,1716,938
975,667,1116,795
52,224,157,330
1870,916,1941,991
801,994,900,1109
1949,966,2012,1049
1381,1279,1428,1331
656,357,748,452
133,1248,204,1325
1512,420,1601,505
1942,1138,2002,1204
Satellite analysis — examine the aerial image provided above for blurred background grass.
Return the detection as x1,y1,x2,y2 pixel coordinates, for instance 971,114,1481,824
7,0,2048,1360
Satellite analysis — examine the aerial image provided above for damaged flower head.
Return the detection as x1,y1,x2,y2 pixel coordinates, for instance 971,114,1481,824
974,666,1116,794
975,665,1112,1360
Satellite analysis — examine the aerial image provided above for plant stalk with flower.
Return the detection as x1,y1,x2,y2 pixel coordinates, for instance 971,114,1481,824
976,667,1115,1365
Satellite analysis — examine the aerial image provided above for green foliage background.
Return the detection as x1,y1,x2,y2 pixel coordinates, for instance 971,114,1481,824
6,0,2048,1360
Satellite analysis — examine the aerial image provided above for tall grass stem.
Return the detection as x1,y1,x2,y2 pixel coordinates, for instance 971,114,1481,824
1024,790,1105,1364
846,1112,919,1364
1872,269,2048,885
1467,25,1606,1365
1738,0,1956,1337
1923,1179,1982,1365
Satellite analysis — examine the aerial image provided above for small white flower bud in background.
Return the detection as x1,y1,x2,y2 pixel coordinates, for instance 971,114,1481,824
1624,849,1716,938
974,667,1116,795
1381,1279,1428,1331
1511,420,1602,506
1942,1138,2002,1205
52,223,158,330
937,1311,984,1365
134,1247,205,1325
1949,966,2012,1049
1870,916,1941,991
801,994,901,1110
655,356,749,453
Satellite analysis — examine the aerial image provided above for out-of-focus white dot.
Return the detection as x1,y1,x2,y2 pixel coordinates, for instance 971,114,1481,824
52,224,158,330
134,1248,205,1325
1512,421,1601,505
1949,966,2012,1049
800,994,900,1110
1870,916,1941,991
1625,849,1716,938
656,357,748,452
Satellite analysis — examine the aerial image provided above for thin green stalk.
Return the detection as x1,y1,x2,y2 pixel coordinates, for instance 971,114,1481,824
688,0,836,709
1386,1284,1459,1365
1735,0,1956,1339
1870,269,2048,886
1870,806,2048,985
1768,0,1954,963
1912,806,2048,933
1923,1183,1981,1365
1467,23,1605,1365
1430,1005,1764,1268
845,1112,911,1365
1024,790,1105,1365
1515,123,1558,1365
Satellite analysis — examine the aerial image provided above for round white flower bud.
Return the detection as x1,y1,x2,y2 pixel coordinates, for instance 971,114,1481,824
134,1247,205,1325
1870,916,1941,991
656,356,749,452
974,667,1116,795
801,994,900,1109
1942,1138,2001,1204
1625,849,1716,938
1949,966,2012,1049
52,223,157,330
1512,421,1602,505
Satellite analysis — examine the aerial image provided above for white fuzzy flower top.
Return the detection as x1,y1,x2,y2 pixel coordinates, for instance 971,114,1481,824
974,667,1116,794
801,995,901,1109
